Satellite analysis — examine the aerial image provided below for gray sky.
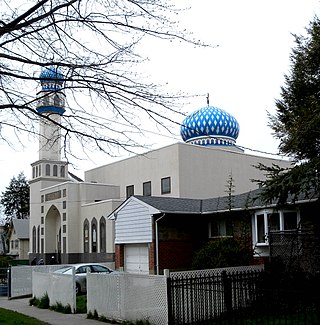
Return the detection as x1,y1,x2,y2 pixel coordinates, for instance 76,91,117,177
0,0,319,196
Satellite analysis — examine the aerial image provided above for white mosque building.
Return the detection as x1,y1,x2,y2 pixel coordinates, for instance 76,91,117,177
29,67,291,268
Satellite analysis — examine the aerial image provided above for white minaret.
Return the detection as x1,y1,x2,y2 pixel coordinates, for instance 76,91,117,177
29,66,69,262
30,66,68,181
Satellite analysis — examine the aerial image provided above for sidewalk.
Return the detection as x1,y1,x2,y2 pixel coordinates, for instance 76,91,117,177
0,296,111,325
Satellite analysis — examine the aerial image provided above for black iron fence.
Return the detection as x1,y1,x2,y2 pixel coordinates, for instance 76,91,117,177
167,268,320,324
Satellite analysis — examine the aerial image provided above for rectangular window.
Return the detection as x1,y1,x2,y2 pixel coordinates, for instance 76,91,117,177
62,201,66,209
41,227,44,236
126,185,134,198
268,212,280,231
63,225,66,233
161,177,171,194
41,195,44,203
256,214,265,244
63,189,67,197
63,213,66,221
255,210,298,245
41,217,44,224
63,237,66,253
209,219,233,237
143,181,152,196
41,206,44,213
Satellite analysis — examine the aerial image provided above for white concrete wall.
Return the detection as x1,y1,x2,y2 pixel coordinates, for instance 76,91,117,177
178,144,292,199
80,199,122,253
85,143,182,199
85,142,292,200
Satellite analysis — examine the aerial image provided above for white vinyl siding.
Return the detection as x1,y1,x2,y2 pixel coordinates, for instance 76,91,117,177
114,199,157,244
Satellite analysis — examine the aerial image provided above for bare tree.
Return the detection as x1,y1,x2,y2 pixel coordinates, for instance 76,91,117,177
0,0,207,159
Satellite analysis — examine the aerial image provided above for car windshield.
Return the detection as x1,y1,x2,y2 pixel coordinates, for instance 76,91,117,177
54,266,72,274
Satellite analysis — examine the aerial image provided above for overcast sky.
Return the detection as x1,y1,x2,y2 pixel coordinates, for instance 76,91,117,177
0,0,320,196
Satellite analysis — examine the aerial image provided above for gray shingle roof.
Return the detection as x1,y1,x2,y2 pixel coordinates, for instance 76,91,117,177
134,188,265,215
12,219,29,239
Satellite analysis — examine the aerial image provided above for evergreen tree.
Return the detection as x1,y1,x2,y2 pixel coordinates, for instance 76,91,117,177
257,16,320,204
0,172,30,222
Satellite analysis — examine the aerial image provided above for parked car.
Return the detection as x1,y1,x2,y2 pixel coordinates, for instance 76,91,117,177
54,263,115,295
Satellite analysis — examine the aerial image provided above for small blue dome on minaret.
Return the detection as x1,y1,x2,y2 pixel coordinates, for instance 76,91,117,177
39,66,64,91
37,66,66,115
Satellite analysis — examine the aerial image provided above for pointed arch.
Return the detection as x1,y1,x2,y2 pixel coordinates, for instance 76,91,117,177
91,218,97,253
100,216,106,253
83,219,89,253
32,226,36,253
37,225,40,253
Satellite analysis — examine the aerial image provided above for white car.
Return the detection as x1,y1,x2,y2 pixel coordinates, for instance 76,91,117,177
54,263,115,295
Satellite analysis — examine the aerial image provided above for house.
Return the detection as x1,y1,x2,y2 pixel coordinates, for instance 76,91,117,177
29,66,292,266
108,189,319,274
8,219,29,260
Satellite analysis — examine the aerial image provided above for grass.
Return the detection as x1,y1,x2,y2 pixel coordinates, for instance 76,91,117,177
0,307,50,325
76,295,87,313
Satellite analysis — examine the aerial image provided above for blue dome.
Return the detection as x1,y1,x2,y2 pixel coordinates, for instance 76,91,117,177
39,66,64,90
180,106,240,146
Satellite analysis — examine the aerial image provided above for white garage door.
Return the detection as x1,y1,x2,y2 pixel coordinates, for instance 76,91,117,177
124,244,149,274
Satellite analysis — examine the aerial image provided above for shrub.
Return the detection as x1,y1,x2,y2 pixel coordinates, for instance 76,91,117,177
192,237,253,270
38,293,50,309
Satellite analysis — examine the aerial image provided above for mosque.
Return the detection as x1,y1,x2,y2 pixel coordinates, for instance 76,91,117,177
29,67,292,270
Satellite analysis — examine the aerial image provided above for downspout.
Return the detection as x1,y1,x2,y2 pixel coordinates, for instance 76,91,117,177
155,213,166,275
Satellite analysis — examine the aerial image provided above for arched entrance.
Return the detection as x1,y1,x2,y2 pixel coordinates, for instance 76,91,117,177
45,205,61,263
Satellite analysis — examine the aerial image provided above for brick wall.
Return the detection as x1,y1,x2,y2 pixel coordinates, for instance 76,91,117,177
115,244,124,270
159,239,193,272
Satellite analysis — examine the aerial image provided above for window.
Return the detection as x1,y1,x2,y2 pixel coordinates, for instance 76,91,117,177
41,217,44,224
161,177,171,194
254,209,299,245
41,195,44,203
209,219,233,237
60,165,65,177
126,185,134,198
53,165,58,176
32,167,35,178
91,218,97,253
62,201,66,209
63,213,66,221
63,237,66,253
63,225,66,233
32,226,36,253
100,217,106,253
45,164,50,176
83,219,89,253
143,181,152,196
37,226,40,253
63,189,67,197
41,206,44,213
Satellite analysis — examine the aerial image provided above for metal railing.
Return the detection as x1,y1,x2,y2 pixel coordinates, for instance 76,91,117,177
167,268,320,324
